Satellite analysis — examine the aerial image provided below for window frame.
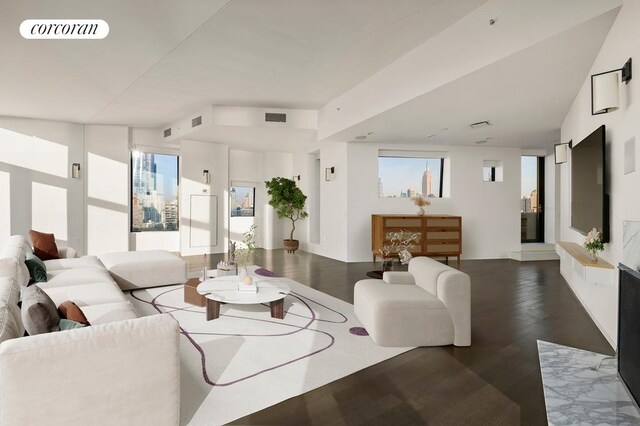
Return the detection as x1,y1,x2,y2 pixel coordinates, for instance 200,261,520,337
130,150,180,233
377,150,447,198
230,185,256,218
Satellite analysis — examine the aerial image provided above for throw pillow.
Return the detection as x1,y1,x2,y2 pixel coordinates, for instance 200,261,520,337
25,253,47,283
57,301,90,325
59,319,87,331
29,230,59,261
21,286,60,335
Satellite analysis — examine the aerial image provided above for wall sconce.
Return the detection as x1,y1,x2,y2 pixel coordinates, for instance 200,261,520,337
203,169,210,184
554,141,572,164
292,175,301,182
71,163,81,179
325,166,335,181
591,58,632,115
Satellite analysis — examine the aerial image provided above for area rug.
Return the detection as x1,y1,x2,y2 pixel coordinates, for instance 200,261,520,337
127,267,413,426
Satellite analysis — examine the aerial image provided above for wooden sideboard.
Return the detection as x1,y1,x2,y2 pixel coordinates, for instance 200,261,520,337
371,214,462,264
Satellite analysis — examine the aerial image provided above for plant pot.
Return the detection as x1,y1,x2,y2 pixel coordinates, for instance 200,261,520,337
284,239,299,253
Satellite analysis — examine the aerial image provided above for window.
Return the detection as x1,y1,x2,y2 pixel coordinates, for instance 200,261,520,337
131,151,179,232
230,186,255,217
378,152,445,198
483,160,503,182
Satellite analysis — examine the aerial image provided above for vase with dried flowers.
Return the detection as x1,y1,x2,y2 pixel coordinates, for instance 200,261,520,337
584,227,604,261
235,225,257,286
411,193,431,216
372,230,421,269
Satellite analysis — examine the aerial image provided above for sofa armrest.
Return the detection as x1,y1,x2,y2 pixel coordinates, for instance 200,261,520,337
0,314,180,426
382,271,416,285
57,246,78,258
437,270,471,347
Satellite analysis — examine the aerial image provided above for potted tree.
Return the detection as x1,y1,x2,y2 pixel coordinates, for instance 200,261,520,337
265,177,308,253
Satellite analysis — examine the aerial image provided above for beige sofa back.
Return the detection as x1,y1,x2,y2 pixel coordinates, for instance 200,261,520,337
0,314,180,425
408,257,471,346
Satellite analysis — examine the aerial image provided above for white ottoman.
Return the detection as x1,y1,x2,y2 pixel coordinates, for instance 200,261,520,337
98,250,187,291
354,279,454,347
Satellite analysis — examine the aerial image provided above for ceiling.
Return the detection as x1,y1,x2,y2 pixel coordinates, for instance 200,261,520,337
325,8,620,150
0,0,622,152
0,0,487,126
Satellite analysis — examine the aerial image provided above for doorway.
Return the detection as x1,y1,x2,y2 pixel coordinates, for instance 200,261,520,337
521,156,545,243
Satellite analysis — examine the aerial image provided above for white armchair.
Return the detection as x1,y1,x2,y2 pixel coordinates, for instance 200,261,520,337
354,257,471,347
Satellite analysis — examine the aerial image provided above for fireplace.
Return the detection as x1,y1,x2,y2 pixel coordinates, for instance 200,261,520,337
618,263,640,405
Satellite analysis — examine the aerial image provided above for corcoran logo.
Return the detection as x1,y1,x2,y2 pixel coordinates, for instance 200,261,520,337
20,19,109,39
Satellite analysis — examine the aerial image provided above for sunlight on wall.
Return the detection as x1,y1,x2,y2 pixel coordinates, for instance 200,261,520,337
87,152,128,206
31,182,68,241
87,205,128,255
0,128,68,177
0,171,10,246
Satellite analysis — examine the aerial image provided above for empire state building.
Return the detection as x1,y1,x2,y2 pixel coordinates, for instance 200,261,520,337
422,163,433,197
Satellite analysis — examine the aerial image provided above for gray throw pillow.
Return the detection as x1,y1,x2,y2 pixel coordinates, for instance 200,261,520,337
21,286,60,335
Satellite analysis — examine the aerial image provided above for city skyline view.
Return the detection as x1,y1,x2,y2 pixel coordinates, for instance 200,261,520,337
521,156,539,213
231,186,255,217
378,157,442,198
131,152,179,231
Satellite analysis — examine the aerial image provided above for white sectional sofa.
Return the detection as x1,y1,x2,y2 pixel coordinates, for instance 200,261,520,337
0,235,181,425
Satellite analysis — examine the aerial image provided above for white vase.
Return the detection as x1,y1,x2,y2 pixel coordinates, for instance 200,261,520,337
238,265,253,284
417,206,425,216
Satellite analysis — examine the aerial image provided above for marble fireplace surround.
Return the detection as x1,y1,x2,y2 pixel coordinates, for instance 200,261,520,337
538,340,640,425
623,220,640,272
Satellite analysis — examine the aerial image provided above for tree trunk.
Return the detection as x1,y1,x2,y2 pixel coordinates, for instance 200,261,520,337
290,218,296,241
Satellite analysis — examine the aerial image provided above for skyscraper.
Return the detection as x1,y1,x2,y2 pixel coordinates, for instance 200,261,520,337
422,163,433,196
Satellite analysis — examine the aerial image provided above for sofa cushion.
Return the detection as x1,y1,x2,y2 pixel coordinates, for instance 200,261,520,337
0,277,21,307
98,250,187,290
25,253,47,283
59,319,87,330
58,301,90,325
0,258,18,280
44,256,103,272
0,239,30,287
0,305,22,344
41,268,113,289
29,230,59,261
21,286,60,335
41,281,127,308
79,302,138,325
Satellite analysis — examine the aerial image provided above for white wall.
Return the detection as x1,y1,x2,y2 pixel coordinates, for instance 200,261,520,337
180,140,229,257
84,125,130,255
0,117,84,251
559,0,640,345
544,154,559,244
346,143,521,262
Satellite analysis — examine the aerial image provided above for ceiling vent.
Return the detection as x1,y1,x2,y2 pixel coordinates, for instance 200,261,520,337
163,128,172,138
191,116,202,127
469,120,491,129
265,112,286,123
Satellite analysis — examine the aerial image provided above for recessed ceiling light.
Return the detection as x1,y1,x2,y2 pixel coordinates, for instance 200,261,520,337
470,120,492,129
475,140,488,144
355,135,367,140
367,131,374,136
428,134,436,138
441,128,449,131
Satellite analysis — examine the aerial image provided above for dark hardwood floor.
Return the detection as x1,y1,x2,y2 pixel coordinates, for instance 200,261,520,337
184,250,614,425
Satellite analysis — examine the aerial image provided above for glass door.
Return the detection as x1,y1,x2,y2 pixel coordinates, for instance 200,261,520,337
521,156,545,243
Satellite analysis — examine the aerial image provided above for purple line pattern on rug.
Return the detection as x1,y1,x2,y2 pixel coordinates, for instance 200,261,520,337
130,284,348,387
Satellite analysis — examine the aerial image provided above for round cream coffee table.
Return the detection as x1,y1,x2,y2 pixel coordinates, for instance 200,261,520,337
196,277,290,320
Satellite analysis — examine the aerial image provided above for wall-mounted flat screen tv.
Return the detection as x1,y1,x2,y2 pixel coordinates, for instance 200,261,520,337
571,125,609,242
